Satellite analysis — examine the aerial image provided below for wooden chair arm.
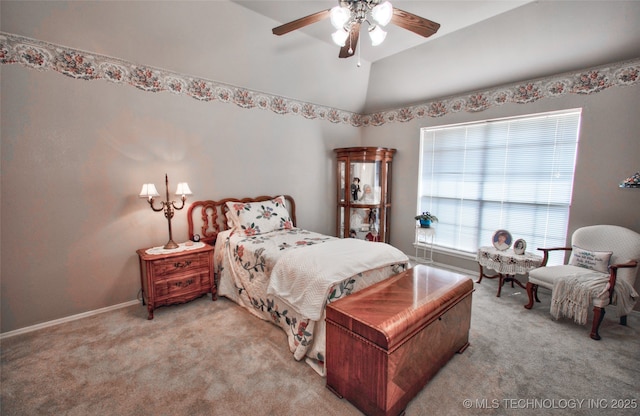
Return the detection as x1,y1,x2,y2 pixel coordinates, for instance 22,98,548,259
606,260,638,303
610,259,638,270
537,247,572,266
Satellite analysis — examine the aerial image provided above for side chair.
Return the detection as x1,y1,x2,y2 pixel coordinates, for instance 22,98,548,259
524,225,640,340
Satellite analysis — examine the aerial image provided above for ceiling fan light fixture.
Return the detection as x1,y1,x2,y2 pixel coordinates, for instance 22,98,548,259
330,6,351,29
332,28,349,46
272,1,440,60
368,25,387,46
371,1,393,26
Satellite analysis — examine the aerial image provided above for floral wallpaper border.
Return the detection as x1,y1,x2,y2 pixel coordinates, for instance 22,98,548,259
1,32,639,127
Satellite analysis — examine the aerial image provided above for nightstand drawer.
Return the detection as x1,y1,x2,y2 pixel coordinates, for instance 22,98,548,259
151,252,209,278
154,269,211,299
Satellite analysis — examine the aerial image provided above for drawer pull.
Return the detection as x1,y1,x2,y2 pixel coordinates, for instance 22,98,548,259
174,278,195,288
174,260,192,268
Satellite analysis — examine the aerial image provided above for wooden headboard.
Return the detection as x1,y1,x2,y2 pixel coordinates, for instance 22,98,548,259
187,195,297,245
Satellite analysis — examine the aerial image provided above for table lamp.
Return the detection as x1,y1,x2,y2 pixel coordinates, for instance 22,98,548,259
139,174,192,249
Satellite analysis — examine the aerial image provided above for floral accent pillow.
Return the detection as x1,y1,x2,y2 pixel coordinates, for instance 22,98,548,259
568,245,612,274
225,196,294,236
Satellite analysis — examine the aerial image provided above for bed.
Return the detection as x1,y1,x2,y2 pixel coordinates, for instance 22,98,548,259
187,195,409,375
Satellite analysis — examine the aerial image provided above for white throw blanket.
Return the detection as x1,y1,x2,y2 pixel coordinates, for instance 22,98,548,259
267,238,409,320
550,271,639,325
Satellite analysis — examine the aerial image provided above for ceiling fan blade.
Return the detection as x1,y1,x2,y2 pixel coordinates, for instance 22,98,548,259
339,22,361,59
272,9,331,36
391,8,440,38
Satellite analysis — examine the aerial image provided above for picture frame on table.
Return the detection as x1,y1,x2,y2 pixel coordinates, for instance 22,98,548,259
513,238,526,255
492,229,512,251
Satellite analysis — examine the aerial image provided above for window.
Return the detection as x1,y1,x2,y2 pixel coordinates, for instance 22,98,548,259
418,109,581,266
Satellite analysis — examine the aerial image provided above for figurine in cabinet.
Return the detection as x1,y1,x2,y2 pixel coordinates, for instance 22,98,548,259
360,184,375,202
351,177,361,201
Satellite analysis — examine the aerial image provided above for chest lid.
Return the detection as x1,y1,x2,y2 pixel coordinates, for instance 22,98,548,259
326,265,473,351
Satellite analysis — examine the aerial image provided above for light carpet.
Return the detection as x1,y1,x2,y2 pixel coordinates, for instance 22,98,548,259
2,274,639,416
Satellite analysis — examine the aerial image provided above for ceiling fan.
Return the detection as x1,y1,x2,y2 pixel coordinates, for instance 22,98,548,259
272,0,440,59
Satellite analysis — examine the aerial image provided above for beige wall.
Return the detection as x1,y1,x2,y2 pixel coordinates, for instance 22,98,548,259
363,84,640,295
2,1,639,333
4,58,639,333
0,63,360,333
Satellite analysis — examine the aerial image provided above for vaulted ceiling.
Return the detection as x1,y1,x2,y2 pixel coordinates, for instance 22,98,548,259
233,1,532,63
235,0,640,113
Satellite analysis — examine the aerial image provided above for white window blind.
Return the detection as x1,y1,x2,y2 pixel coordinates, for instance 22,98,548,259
418,109,581,265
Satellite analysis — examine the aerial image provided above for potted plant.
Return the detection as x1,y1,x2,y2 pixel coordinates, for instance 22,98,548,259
415,211,438,228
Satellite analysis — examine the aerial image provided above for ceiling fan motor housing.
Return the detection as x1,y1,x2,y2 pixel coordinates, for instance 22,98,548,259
340,0,383,25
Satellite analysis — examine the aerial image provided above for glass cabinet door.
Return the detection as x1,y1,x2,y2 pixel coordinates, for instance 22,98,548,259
348,207,381,241
349,161,381,204
338,160,346,204
335,147,395,244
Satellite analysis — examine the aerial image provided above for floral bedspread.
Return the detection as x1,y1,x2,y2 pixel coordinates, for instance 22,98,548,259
213,228,408,375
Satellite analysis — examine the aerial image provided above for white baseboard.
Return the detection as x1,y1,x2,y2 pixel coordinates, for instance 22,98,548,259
0,300,140,340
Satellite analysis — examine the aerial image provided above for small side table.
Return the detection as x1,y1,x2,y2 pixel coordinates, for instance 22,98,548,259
413,226,435,263
137,242,214,319
475,246,542,297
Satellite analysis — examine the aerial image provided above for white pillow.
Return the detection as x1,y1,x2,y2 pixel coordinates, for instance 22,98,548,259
568,245,612,273
225,196,293,236
225,211,239,230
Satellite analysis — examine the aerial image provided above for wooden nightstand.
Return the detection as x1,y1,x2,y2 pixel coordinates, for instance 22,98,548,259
136,243,214,319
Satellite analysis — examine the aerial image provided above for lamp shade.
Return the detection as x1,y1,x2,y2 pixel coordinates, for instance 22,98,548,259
369,25,387,46
330,6,351,29
139,183,160,198
175,182,193,196
332,28,349,46
371,1,393,26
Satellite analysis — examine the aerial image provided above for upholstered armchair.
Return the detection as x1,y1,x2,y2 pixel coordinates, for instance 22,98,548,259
525,225,640,340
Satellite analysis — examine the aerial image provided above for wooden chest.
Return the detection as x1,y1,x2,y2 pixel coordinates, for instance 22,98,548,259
326,265,473,416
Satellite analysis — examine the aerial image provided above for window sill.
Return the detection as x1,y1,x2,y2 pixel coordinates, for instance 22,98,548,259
432,245,477,260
